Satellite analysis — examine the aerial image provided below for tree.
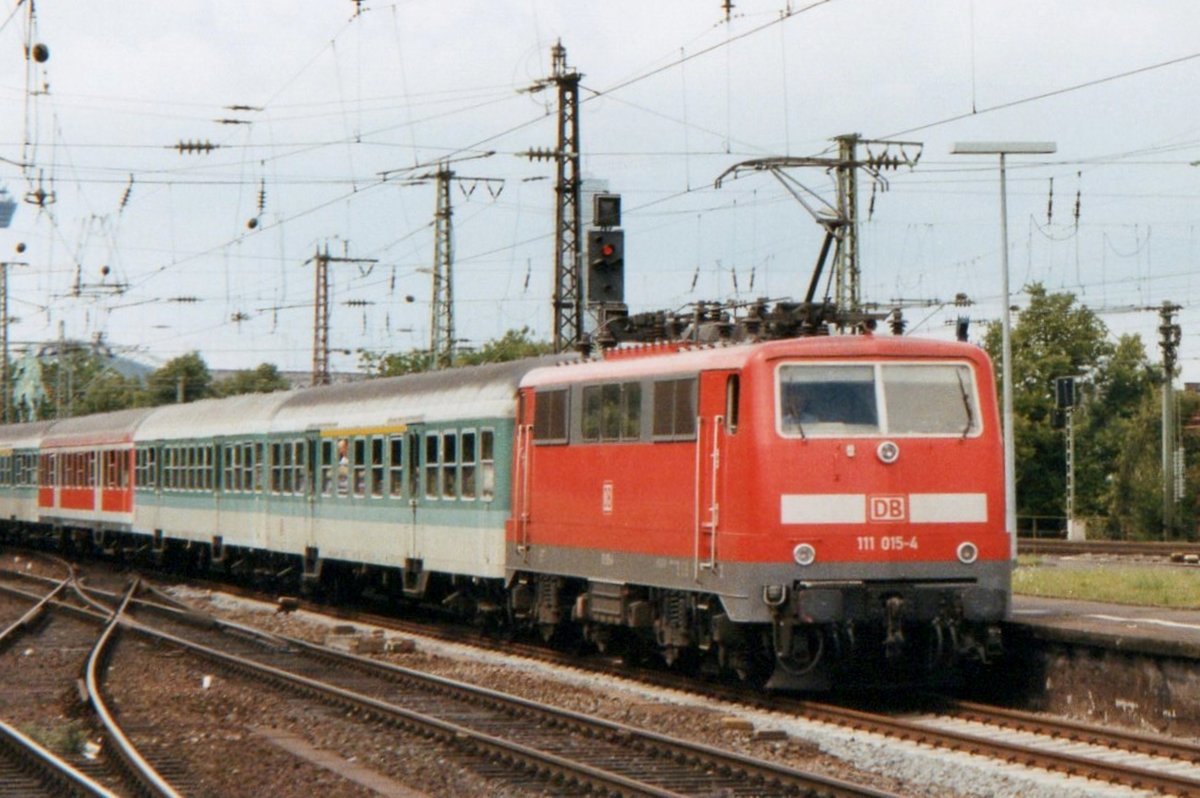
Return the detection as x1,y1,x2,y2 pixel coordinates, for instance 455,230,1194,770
360,328,553,377
1074,334,1157,528
213,363,292,397
359,348,434,377
983,284,1114,526
455,327,554,365
31,343,145,419
145,352,212,404
77,369,147,414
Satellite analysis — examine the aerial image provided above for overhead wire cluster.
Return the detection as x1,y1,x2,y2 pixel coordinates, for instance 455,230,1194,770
4,1,1200,367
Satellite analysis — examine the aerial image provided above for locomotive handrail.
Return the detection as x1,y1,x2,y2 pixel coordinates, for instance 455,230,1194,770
693,415,703,579
516,422,533,555
693,413,724,578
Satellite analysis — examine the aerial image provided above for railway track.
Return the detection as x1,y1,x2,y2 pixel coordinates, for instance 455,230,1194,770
1018,537,1200,558
182,577,1200,797
94,581,898,798
4,564,895,798
12,553,1200,796
0,563,132,797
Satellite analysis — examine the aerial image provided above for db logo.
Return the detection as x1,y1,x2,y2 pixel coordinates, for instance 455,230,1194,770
869,495,907,522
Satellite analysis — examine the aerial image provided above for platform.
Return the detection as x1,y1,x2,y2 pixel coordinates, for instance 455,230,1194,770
1010,594,1200,661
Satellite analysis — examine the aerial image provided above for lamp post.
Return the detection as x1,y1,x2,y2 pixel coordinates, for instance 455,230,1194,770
951,141,1057,558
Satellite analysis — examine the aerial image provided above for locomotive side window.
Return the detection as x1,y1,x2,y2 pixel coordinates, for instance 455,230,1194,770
882,364,979,435
652,378,697,440
581,382,641,442
726,375,740,434
533,389,568,443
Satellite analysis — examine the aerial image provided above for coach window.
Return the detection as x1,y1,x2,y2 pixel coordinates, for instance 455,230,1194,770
370,437,385,498
253,443,264,493
442,431,458,499
424,433,440,499
533,388,568,443
269,443,282,493
652,378,697,440
294,440,307,495
352,438,366,496
319,439,333,495
480,429,496,500
461,430,476,499
388,436,404,497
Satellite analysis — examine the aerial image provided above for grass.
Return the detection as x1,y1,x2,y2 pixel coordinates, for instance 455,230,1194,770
1013,562,1200,608
18,721,88,755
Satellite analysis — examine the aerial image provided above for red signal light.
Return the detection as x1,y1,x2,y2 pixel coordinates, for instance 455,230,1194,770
601,243,615,258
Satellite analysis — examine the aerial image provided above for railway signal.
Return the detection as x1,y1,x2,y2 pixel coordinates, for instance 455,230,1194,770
586,230,624,304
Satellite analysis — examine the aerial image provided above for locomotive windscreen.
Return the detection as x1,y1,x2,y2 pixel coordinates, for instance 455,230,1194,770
778,362,980,437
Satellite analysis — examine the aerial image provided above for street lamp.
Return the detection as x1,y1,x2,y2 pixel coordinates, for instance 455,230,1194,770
951,141,1057,558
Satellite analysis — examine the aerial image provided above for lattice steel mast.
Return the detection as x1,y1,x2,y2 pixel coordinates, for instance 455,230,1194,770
524,42,583,352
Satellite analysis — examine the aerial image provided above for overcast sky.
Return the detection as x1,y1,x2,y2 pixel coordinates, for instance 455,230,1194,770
2,0,1200,381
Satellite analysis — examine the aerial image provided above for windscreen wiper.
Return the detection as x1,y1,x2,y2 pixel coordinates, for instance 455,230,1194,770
956,370,974,438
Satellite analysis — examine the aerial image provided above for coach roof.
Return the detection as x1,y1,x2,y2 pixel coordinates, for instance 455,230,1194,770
271,356,570,432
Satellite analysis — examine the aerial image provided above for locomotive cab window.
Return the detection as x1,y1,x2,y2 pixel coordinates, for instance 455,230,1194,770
777,362,980,437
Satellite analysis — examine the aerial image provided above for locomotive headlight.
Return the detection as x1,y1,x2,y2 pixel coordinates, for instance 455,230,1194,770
877,441,900,464
957,541,979,564
793,543,816,566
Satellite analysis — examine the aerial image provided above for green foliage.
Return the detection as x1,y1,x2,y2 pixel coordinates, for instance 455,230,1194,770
25,344,145,419
77,369,147,414
983,284,1116,521
359,348,433,377
455,327,554,365
361,327,552,377
212,363,292,397
145,352,212,404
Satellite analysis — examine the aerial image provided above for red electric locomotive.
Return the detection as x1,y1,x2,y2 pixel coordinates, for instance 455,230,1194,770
507,332,1008,689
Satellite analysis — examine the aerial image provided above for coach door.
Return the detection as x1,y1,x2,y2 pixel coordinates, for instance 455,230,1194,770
511,388,535,558
405,426,423,560
694,371,731,578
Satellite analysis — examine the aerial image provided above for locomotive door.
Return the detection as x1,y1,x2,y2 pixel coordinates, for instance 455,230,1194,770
694,371,730,578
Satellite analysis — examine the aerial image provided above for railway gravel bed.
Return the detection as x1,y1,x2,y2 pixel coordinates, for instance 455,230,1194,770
99,586,892,797
173,585,1187,798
